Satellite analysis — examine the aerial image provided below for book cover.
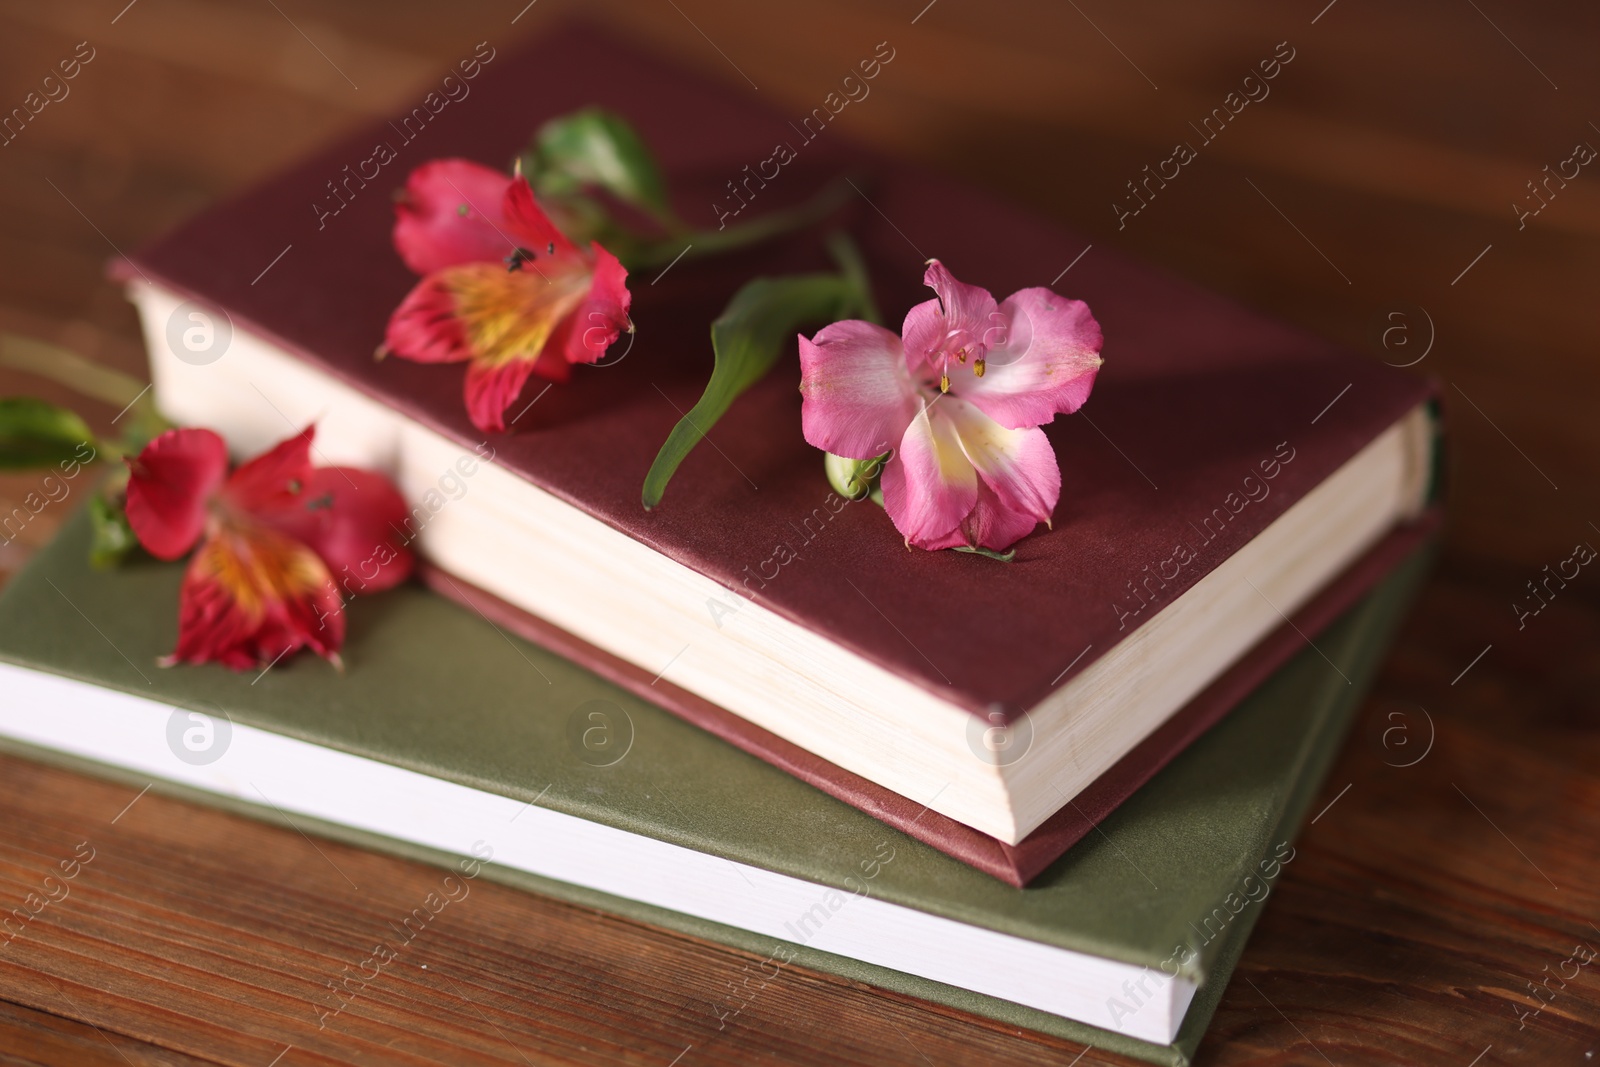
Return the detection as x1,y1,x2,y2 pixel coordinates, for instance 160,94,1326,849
0,510,1431,1064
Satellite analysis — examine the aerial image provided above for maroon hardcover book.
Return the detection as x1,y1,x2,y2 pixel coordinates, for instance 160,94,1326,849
113,23,1437,885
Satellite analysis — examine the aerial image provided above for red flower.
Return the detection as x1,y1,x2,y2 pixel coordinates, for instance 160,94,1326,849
384,159,634,434
124,427,413,671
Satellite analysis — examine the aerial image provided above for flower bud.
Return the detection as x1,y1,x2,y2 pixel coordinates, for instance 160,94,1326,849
824,451,890,503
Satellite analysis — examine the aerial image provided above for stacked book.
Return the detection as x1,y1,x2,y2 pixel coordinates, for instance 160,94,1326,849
0,25,1439,1065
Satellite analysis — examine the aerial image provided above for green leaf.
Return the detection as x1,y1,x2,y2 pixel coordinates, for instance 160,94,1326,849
527,108,678,227
0,397,98,470
642,273,866,509
88,489,138,569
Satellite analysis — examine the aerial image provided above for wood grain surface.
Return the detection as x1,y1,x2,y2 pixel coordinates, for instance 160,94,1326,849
1,1,1597,1064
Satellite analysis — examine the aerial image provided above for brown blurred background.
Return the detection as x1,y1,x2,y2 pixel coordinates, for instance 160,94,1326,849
1,2,1597,1065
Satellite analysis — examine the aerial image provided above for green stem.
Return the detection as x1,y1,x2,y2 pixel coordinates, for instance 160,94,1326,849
626,176,857,270
824,231,881,325
0,333,148,409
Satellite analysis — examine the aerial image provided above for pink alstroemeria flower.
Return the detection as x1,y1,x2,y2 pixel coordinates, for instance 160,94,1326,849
799,260,1103,551
384,159,633,434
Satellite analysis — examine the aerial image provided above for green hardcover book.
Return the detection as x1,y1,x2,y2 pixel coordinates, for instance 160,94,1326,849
0,511,1429,1064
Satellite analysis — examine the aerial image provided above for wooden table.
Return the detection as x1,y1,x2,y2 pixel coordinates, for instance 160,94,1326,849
2,1,1597,1063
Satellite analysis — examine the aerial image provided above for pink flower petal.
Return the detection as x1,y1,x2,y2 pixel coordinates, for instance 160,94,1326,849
165,523,344,670
901,260,1000,374
393,160,518,275
958,479,1047,551
943,395,1060,526
388,256,592,371
124,428,230,561
525,326,575,384
560,242,633,364
387,252,595,431
124,428,228,563
899,298,946,376
252,466,415,595
798,320,919,460
463,355,542,434
385,274,473,364
502,176,581,261
221,427,315,516
961,287,1103,429
879,402,979,548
